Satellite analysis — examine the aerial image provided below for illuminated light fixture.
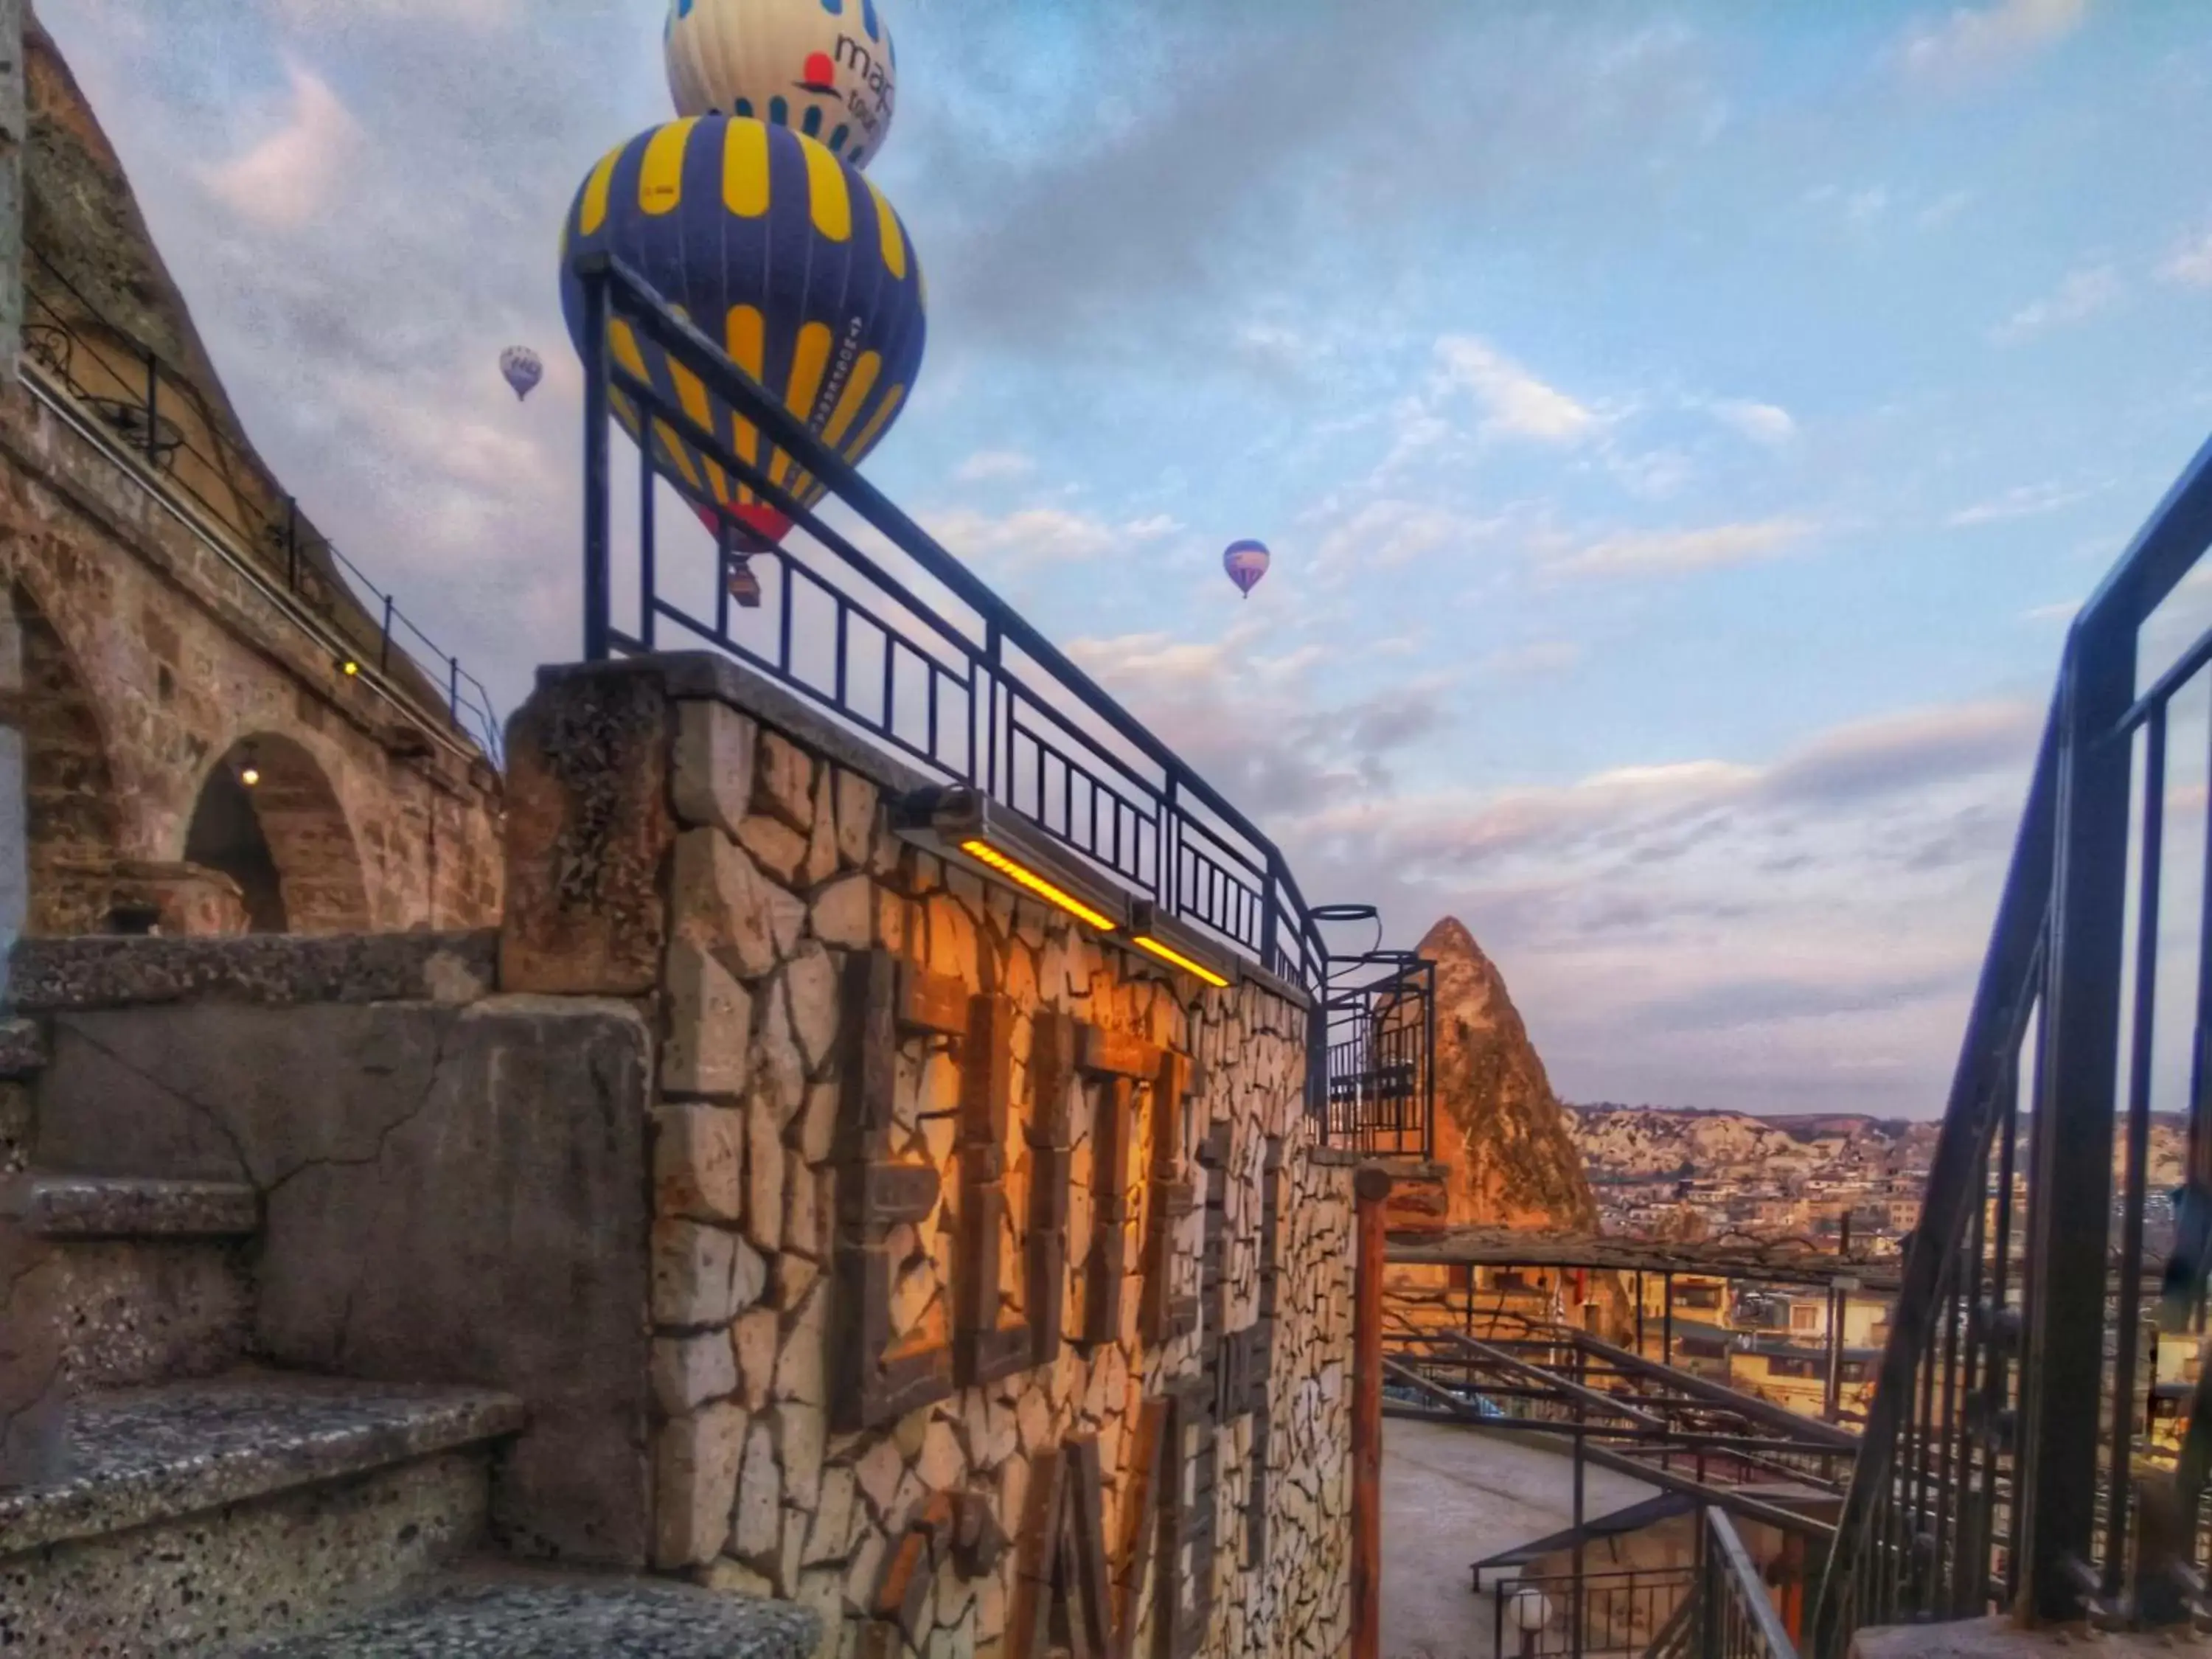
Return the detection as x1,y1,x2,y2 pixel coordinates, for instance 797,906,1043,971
892,787,1127,936
338,656,361,678
237,744,262,789
959,837,1116,931
1127,900,1234,988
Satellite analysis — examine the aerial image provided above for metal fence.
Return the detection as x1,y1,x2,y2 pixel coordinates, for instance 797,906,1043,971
1697,1510,1799,1659
19,244,504,765
1490,1564,1697,1657
573,251,1336,992
1810,433,2212,1648
1319,910,1437,1159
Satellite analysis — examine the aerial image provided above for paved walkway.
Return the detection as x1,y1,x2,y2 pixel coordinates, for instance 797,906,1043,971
1381,1417,1658,1659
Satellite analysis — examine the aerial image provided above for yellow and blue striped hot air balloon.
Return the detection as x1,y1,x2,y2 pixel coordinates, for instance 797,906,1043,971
560,114,925,546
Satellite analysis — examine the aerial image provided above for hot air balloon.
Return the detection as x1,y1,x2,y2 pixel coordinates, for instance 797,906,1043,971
665,0,897,170
560,115,927,549
1224,538,1271,598
500,346,543,401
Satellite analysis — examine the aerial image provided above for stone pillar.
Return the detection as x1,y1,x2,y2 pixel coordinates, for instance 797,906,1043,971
0,589,24,954
0,1175,66,1489
1351,1166,1391,1659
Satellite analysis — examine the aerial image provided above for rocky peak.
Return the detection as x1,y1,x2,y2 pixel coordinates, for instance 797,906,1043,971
1420,917,1598,1231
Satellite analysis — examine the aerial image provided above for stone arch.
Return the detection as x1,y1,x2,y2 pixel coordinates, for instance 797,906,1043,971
2,578,125,936
184,734,371,934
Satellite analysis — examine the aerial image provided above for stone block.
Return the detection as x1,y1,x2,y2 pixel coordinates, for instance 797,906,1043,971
733,1417,784,1559
663,943,754,1098
653,1332,740,1416
778,1398,827,1510
673,699,758,838
787,945,840,1076
655,1104,747,1224
741,815,810,886
501,672,674,995
807,1465,857,1565
757,731,815,830
673,830,780,982
747,1093,785,1255
655,1402,748,1568
812,874,874,950
834,771,877,870
759,985,810,1125
733,1308,779,1411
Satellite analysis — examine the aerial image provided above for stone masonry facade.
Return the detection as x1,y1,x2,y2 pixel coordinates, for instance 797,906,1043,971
501,655,1356,1659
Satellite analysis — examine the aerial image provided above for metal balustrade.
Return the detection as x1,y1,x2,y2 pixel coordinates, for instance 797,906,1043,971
18,245,504,766
1809,433,2212,1649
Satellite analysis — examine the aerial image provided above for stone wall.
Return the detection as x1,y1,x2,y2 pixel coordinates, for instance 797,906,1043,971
502,655,1357,1659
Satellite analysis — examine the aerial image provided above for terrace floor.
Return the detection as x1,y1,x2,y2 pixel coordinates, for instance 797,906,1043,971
1382,1417,1658,1659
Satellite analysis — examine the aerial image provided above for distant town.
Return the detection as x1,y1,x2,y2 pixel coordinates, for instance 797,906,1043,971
1568,1103,2187,1256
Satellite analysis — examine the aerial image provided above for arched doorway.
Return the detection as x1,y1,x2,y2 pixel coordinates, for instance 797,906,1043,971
184,735,371,934
2,580,125,936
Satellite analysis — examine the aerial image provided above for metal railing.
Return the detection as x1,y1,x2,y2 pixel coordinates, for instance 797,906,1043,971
1319,916,1437,1160
1810,432,2212,1649
1492,1565,1697,1657
573,251,1338,991
19,244,504,765
1696,1510,1799,1659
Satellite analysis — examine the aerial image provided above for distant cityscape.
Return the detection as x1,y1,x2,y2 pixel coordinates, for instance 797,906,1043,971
1568,1103,2188,1258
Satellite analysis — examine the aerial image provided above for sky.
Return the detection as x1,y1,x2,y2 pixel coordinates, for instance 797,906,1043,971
41,0,2212,1117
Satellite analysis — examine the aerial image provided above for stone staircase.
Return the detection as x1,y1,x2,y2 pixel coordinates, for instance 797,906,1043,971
0,1162,818,1656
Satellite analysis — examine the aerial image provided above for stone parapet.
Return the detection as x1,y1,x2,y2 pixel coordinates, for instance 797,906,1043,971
502,651,1356,1659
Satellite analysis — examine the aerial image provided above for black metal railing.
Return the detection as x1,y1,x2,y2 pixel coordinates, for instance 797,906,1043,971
19,245,504,765
1318,905,1437,1158
1492,1565,1697,1657
1696,1509,1799,1659
574,251,1339,990
1811,431,2212,1649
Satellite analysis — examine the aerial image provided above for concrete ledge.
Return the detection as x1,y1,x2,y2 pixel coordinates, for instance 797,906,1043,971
15,1175,259,1240
6,931,498,1012
0,1020,44,1079
0,1374,524,1556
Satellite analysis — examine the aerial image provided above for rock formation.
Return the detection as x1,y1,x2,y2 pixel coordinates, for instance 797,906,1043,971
1419,917,1598,1231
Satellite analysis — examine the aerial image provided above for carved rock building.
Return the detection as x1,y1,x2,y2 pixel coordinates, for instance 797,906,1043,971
0,10,1363,1658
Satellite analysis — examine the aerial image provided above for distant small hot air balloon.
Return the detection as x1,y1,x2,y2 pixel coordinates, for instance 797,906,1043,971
560,116,926,552
500,346,543,401
665,0,897,170
1223,538,1271,598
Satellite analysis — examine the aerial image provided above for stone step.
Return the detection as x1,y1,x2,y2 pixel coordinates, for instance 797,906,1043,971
0,1373,526,1659
224,1566,822,1658
13,1177,261,1388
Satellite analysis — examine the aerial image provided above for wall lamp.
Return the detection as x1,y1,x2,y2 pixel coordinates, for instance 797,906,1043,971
1127,901,1234,989
892,787,1126,934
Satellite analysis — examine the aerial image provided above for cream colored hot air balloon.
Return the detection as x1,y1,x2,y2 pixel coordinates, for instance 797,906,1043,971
664,0,897,170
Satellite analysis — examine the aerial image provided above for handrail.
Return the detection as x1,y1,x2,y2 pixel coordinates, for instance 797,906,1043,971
1811,428,2212,1652
574,252,1335,986
1700,1508,1799,1658
19,243,505,766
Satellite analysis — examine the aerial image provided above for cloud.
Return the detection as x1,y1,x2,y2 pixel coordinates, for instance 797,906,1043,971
1992,264,2122,343
926,505,1175,568
1433,336,1601,444
1482,641,1585,678
1898,0,2088,83
2158,231,2212,290
196,62,361,230
1759,701,2042,806
1946,481,2095,525
1544,516,1815,580
1311,498,1475,578
954,450,1037,484
1708,400,1797,446
272,0,518,25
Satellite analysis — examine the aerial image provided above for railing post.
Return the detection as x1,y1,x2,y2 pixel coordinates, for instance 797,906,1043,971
2016,625,2135,1626
284,495,299,590
447,655,460,719
142,347,157,459
579,260,612,662
378,595,394,672
1352,1166,1393,1659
